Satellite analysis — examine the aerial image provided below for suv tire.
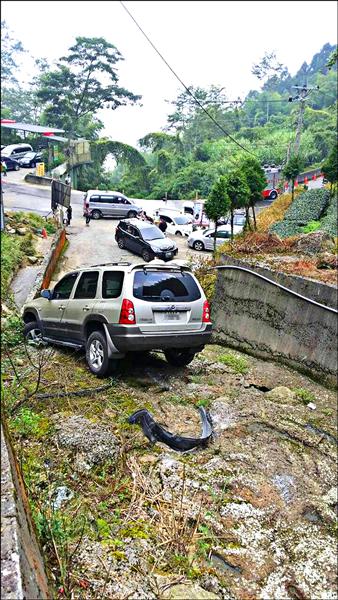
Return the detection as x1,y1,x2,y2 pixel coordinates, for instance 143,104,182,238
269,191,277,200
23,321,45,345
193,240,205,251
117,238,125,249
127,210,137,218
164,348,195,367
142,249,153,262
86,331,113,377
175,231,183,236
91,210,102,220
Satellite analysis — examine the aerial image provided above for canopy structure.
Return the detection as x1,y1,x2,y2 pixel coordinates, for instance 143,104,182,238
1,121,64,134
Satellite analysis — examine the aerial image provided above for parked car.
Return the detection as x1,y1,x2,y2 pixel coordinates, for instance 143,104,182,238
22,262,212,376
115,218,178,262
0,156,21,171
83,190,142,219
1,143,33,160
187,224,243,251
18,151,43,168
155,210,194,236
217,214,246,227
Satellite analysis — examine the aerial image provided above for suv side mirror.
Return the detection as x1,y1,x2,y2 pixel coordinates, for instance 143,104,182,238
41,289,52,300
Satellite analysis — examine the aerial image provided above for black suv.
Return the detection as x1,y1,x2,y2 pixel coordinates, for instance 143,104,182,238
115,218,178,262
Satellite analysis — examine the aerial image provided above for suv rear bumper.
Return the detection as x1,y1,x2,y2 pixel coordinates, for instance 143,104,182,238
106,323,212,353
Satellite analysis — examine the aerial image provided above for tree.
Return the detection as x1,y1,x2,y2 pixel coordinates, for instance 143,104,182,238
223,171,250,240
283,155,303,201
322,144,338,194
251,52,290,91
36,37,141,133
1,20,25,85
240,157,267,229
204,177,230,254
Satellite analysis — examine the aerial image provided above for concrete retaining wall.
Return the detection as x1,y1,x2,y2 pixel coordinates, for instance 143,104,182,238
24,174,52,186
1,423,50,599
212,255,338,387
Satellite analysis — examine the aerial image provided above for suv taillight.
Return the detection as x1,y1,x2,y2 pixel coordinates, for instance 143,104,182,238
202,300,211,323
119,299,136,325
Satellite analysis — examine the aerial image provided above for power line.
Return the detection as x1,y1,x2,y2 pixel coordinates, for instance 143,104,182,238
119,1,255,157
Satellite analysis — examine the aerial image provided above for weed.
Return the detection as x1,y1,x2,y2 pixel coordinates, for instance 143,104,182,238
219,352,248,374
1,314,23,347
293,388,316,405
12,408,50,438
168,394,188,405
195,398,211,408
302,220,321,233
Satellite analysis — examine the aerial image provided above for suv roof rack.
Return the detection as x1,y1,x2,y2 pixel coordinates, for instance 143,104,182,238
90,262,132,268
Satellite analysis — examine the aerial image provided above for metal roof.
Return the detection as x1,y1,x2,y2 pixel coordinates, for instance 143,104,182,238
0,122,64,134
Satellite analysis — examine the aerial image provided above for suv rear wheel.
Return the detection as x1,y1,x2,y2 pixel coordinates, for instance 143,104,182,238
127,210,137,218
91,210,102,220
117,237,125,249
86,331,114,377
193,240,205,251
164,348,195,367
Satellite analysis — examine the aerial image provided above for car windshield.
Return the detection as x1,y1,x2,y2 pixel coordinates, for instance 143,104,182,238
141,226,165,241
174,216,191,225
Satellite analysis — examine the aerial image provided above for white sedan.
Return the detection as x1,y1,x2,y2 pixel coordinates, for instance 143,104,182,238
187,224,243,251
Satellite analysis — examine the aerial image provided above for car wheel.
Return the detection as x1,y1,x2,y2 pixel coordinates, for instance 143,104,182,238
193,240,205,251
91,210,101,220
175,231,183,236
142,249,153,262
86,331,114,377
127,211,137,219
117,237,125,249
269,191,277,200
23,321,45,346
164,349,196,367
15,164,20,171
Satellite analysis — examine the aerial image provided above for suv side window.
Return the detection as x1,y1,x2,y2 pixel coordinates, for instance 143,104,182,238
53,272,78,300
74,271,99,299
102,272,124,298
89,195,101,203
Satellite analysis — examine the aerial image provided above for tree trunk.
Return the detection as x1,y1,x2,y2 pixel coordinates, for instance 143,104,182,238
213,223,217,256
291,180,295,201
245,207,251,231
251,204,257,230
230,209,234,241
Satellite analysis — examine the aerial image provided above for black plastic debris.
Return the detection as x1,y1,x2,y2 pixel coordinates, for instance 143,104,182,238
128,406,213,452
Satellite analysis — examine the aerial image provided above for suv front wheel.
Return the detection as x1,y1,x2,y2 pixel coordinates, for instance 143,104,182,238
86,331,114,377
164,348,195,367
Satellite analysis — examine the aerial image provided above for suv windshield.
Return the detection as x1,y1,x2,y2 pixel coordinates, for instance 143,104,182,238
133,271,201,302
141,226,165,241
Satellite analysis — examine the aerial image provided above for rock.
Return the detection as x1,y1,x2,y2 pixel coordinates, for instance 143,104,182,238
6,228,16,234
1,304,12,316
51,486,74,510
52,415,118,470
209,398,236,432
265,386,296,404
293,231,335,256
16,227,27,236
27,256,38,264
161,583,220,599
316,252,338,270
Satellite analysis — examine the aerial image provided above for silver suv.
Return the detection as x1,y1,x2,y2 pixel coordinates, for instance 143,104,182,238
83,190,142,220
22,262,212,377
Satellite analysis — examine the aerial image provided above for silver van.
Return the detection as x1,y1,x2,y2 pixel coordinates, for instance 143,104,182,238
1,143,33,160
84,190,142,219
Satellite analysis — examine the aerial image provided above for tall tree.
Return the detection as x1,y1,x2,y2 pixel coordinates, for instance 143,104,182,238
223,170,250,239
283,155,303,201
1,20,25,85
241,157,267,229
322,143,338,194
36,37,141,133
251,52,290,91
204,176,230,254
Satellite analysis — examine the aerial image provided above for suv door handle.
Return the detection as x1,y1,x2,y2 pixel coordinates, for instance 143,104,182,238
82,306,90,311
58,305,66,311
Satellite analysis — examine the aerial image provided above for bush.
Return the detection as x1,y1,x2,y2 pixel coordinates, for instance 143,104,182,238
301,221,321,233
1,233,23,298
320,193,338,237
269,221,304,238
269,189,330,239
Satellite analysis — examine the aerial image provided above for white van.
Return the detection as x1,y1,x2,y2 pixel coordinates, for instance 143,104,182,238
83,190,142,219
1,143,33,160
156,209,195,236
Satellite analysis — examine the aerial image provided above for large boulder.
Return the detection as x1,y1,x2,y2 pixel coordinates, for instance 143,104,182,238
293,231,335,255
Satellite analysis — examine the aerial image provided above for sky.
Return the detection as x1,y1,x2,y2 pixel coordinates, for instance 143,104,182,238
2,0,337,149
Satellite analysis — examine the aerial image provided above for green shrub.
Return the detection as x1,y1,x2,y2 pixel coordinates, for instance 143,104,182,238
219,352,248,374
321,193,338,237
1,314,23,346
1,233,23,297
269,221,303,238
283,189,330,224
301,220,321,234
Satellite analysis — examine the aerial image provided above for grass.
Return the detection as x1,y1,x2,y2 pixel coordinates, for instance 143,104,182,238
219,352,249,374
1,232,24,298
292,388,317,405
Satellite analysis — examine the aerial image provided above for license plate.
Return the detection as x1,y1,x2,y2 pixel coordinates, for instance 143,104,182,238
165,312,179,320
165,252,173,258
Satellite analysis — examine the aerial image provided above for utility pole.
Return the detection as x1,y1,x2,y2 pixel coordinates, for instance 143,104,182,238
291,84,319,155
